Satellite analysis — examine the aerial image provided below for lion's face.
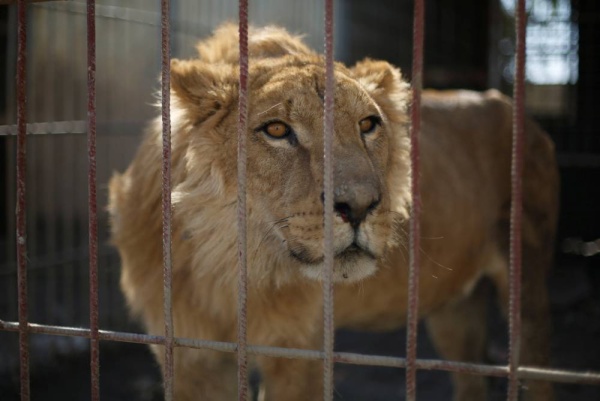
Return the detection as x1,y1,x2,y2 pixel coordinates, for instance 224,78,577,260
246,62,401,282
170,52,411,283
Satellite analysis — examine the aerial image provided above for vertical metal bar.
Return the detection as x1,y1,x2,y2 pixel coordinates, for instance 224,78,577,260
237,0,249,399
406,0,425,400
323,0,335,399
86,1,99,400
16,0,30,399
160,0,175,400
507,0,526,399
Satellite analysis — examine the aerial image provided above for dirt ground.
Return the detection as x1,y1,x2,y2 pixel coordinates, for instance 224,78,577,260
1,255,599,401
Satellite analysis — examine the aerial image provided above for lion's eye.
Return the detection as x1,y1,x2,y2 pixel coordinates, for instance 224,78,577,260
263,121,290,139
359,116,381,134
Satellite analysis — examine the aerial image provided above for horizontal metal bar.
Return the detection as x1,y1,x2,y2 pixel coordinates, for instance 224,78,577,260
0,0,62,4
0,320,166,345
31,1,214,35
518,366,600,385
1,320,599,386
0,120,148,136
33,2,159,27
0,121,86,136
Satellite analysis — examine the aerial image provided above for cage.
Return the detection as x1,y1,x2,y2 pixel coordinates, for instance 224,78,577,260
1,0,599,400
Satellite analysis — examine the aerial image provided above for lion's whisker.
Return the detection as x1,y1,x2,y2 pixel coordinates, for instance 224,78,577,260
420,247,453,271
257,102,284,116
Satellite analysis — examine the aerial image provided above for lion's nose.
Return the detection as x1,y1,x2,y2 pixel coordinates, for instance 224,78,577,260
334,197,380,227
321,187,381,228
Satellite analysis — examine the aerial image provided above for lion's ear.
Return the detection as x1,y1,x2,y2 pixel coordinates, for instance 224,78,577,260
351,59,410,123
170,59,237,123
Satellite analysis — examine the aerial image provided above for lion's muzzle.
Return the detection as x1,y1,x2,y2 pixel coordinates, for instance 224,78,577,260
323,151,382,228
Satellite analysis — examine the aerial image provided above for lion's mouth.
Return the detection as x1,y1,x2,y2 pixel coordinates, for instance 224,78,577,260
338,243,376,261
290,242,376,265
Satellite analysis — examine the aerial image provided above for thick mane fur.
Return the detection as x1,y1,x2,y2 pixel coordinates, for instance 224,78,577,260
196,23,316,64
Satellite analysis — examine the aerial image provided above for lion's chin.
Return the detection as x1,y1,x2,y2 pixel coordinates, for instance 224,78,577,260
299,253,378,283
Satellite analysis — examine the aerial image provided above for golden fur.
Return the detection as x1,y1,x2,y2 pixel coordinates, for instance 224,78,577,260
109,24,558,401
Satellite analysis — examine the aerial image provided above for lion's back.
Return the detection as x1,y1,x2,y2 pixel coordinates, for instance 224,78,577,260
420,88,559,255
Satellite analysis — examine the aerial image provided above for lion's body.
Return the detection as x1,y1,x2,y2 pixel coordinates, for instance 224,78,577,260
109,25,558,401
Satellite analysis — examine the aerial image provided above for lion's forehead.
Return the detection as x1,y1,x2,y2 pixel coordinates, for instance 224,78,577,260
250,63,378,126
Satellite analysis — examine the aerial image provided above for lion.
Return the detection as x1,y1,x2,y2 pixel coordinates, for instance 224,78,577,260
108,24,558,401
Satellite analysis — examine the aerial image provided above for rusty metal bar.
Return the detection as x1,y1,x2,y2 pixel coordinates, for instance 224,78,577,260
237,0,250,399
2,319,600,386
15,0,30,399
160,0,175,399
507,0,526,399
322,0,335,400
86,0,100,400
406,0,425,400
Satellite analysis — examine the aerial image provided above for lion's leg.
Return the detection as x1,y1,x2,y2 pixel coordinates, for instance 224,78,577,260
151,345,238,401
425,282,489,401
493,218,555,401
510,120,557,401
256,356,323,401
516,241,555,401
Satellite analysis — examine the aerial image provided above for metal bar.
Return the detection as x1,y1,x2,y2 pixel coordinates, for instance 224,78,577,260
0,121,87,136
30,2,159,27
237,0,250,399
160,0,174,399
2,320,600,386
86,0,100,399
406,0,425,400
15,0,30,399
0,121,153,137
0,0,61,4
507,0,526,399
322,0,335,400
